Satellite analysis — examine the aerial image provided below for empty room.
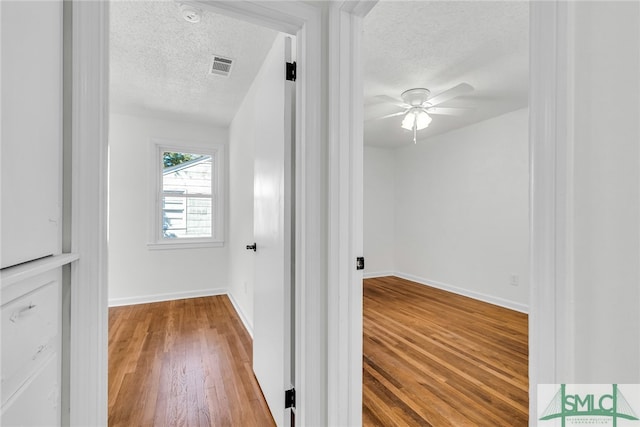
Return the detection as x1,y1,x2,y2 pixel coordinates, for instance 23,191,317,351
361,1,529,425
107,2,294,425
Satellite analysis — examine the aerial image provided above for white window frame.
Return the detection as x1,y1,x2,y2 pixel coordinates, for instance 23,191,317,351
147,139,225,250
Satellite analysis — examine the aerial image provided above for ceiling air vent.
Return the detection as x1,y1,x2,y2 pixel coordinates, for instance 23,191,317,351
209,55,234,77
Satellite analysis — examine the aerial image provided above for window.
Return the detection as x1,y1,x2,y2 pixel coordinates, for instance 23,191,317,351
149,141,224,249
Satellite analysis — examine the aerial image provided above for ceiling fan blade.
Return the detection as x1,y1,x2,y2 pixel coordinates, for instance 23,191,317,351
426,107,470,116
427,83,474,107
365,111,405,122
371,95,408,109
364,103,405,121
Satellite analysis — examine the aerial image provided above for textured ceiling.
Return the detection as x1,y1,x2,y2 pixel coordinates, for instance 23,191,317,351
110,1,278,127
110,1,528,144
363,1,529,148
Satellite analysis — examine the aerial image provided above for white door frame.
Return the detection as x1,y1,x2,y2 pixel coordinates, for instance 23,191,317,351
70,1,371,425
326,3,376,424
70,0,564,425
529,1,576,422
70,1,109,424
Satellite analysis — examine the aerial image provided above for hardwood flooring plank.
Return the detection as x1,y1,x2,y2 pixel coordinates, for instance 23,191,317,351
111,278,527,426
108,295,275,427
363,276,528,426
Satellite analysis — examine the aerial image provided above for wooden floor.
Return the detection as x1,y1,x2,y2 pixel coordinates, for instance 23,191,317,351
363,276,528,426
109,278,527,426
108,296,275,427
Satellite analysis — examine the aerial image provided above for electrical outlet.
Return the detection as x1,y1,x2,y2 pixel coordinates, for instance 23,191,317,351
510,274,519,286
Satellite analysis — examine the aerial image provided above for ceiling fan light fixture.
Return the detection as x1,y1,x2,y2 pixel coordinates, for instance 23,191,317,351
401,88,430,107
401,112,415,130
415,110,432,130
401,108,432,131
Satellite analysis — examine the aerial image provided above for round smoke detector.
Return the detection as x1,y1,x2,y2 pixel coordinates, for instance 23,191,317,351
180,4,202,23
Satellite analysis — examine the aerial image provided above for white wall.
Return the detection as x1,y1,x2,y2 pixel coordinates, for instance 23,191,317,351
364,108,529,311
363,147,395,277
108,113,229,305
569,1,640,383
394,108,529,310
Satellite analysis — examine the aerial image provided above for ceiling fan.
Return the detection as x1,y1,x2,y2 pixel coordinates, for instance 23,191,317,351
367,83,474,144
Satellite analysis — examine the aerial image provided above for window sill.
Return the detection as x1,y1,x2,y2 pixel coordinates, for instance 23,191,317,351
147,240,224,250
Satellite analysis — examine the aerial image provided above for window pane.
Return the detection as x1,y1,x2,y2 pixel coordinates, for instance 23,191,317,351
162,196,212,239
162,152,212,195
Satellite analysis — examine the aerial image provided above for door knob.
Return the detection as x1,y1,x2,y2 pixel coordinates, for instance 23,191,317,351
246,243,256,252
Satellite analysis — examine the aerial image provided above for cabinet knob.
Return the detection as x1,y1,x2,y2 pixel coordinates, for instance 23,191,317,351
246,243,256,252
9,304,37,323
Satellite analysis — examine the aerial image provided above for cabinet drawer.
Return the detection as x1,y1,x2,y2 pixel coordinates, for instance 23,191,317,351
1,280,59,404
1,353,59,426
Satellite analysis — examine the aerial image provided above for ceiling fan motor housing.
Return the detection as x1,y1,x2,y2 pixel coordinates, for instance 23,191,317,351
401,88,431,107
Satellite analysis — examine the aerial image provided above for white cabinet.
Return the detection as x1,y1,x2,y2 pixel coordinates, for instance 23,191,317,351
1,268,61,427
1,0,65,424
2,278,59,404
1,355,59,427
1,0,63,269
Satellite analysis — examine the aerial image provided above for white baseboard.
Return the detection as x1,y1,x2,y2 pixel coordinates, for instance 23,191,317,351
392,272,529,314
363,270,394,279
109,289,253,339
108,287,255,338
108,288,226,307
227,291,254,339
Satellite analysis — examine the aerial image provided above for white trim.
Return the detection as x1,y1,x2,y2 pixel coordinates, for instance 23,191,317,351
346,9,367,426
70,1,109,425
290,7,326,424
393,272,529,314
529,0,574,422
551,1,576,385
327,5,347,425
326,3,371,425
147,241,223,250
227,291,254,339
529,1,558,392
108,288,255,341
185,0,304,35
362,270,394,279
107,289,255,357
0,253,79,289
108,288,226,307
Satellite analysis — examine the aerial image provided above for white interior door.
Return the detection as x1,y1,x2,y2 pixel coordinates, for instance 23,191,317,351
253,35,294,427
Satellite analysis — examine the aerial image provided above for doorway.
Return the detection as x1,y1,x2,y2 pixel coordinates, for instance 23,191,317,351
361,1,530,423
106,2,294,425
70,0,565,425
